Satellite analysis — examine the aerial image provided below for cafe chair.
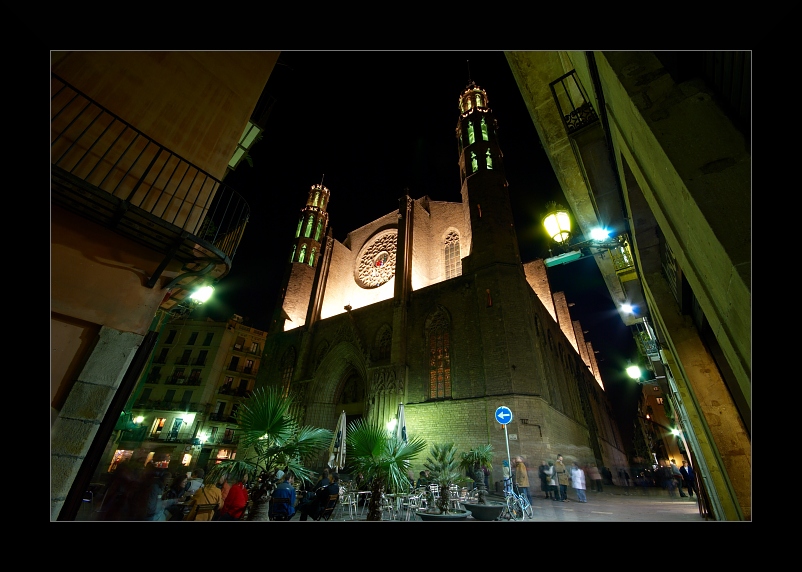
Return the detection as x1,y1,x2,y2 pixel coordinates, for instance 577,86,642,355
315,494,340,521
187,502,219,521
338,490,358,520
269,496,292,521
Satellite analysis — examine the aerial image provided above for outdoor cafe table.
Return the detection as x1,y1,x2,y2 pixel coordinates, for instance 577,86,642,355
385,492,413,520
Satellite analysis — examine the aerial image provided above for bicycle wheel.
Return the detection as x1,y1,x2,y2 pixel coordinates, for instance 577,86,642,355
520,496,533,519
507,496,523,521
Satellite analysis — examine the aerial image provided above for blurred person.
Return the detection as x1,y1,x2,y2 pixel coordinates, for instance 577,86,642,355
217,472,250,520
185,468,205,497
187,474,224,521
554,454,569,501
217,472,231,502
546,461,558,500
680,460,697,498
298,471,340,521
538,460,550,499
269,471,297,521
407,470,417,489
131,466,178,521
586,463,603,493
99,459,142,520
513,456,532,506
164,472,192,520
571,461,587,502
416,470,429,488
502,459,513,494
670,459,687,497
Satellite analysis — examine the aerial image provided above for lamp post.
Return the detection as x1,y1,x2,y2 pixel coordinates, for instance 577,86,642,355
541,202,627,268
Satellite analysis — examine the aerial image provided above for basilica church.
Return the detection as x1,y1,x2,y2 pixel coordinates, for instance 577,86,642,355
256,80,628,484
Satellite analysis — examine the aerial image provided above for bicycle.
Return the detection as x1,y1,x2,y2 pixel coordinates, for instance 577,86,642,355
498,478,523,521
513,484,534,519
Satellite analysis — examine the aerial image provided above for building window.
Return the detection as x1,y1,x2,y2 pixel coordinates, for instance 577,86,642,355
244,359,255,375
470,151,478,173
196,350,208,366
249,341,259,353
309,247,316,266
165,330,177,344
480,116,488,140
376,326,392,361
179,350,191,365
315,219,323,241
444,231,462,279
188,369,201,384
155,348,168,364
304,215,314,238
290,245,296,262
299,244,307,263
485,149,493,170
313,190,320,207
296,217,303,238
188,332,198,345
426,307,452,400
468,121,476,145
203,332,214,346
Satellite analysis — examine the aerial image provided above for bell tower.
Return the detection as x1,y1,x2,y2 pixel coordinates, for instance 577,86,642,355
270,182,330,333
456,81,521,272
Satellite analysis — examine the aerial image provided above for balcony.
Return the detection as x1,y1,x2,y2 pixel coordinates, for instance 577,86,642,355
50,73,250,310
209,412,238,423
132,400,210,414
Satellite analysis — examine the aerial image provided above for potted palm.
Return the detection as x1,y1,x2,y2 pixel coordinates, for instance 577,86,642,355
460,444,505,521
417,442,470,520
205,386,333,520
345,418,427,521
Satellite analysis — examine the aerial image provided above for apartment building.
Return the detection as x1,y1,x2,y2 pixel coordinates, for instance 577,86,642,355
99,315,267,477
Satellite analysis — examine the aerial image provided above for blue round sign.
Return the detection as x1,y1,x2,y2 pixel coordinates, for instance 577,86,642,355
495,406,513,425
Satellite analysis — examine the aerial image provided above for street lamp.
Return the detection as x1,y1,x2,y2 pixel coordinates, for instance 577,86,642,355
626,361,666,385
541,202,626,267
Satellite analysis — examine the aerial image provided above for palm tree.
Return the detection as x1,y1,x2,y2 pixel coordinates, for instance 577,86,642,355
459,444,494,504
423,442,463,514
345,418,427,521
205,386,333,490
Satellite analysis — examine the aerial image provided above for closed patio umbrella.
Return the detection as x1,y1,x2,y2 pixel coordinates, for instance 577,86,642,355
328,410,347,470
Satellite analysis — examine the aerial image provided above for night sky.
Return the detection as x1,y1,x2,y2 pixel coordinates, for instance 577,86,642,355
193,51,639,445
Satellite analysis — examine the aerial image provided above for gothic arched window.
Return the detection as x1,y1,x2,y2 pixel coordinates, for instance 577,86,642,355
295,217,303,238
304,215,314,238
468,121,475,145
376,326,392,361
299,244,307,263
470,151,478,173
309,247,316,266
290,245,296,262
444,231,462,279
315,219,323,241
280,347,296,397
485,149,493,170
480,116,488,140
426,307,452,400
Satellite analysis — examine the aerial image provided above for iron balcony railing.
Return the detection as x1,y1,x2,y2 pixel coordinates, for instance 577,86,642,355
51,73,250,294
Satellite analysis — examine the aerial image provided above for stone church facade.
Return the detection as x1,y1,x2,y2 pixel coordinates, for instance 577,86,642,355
256,81,628,485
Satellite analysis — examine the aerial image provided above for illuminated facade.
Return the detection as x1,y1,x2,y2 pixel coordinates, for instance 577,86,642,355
259,81,629,484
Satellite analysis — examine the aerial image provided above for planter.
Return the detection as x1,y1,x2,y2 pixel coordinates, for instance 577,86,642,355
463,501,505,521
416,509,470,521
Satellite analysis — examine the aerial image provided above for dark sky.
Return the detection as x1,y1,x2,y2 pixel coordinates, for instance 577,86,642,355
194,51,639,443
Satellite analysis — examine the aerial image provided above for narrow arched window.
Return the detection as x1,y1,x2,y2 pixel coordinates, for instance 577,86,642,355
295,217,303,238
486,149,493,170
315,218,323,241
313,191,320,207
427,308,452,400
280,347,296,397
299,244,307,263
290,245,296,262
468,121,475,145
480,116,488,140
470,151,478,173
304,215,314,238
309,247,316,266
444,231,462,279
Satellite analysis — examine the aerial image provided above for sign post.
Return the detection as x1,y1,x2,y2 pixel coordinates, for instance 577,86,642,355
495,406,513,480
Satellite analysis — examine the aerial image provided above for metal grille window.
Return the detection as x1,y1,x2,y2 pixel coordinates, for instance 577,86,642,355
427,308,452,400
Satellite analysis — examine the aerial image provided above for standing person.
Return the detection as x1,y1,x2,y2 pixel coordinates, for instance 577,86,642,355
132,466,177,521
269,471,297,520
554,454,569,502
538,461,551,499
571,462,587,502
546,461,558,499
586,463,603,493
217,472,250,520
679,460,698,498
513,456,532,506
670,460,687,497
502,460,513,494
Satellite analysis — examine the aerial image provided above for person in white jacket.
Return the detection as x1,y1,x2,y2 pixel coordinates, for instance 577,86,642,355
571,461,587,503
